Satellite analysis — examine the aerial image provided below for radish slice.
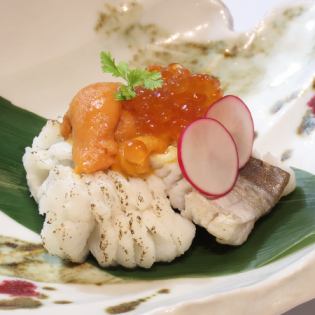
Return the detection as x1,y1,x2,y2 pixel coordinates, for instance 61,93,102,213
178,118,239,197
205,95,254,168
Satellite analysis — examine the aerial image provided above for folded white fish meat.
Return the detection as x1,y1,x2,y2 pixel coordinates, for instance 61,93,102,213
23,121,196,268
38,165,95,262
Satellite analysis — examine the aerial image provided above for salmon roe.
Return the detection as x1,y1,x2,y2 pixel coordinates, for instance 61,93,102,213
122,64,222,142
61,64,222,177
113,64,222,176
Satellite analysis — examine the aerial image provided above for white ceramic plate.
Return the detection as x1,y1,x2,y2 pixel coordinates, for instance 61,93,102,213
0,0,315,314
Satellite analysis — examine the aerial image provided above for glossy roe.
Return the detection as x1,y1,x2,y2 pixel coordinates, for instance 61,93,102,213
61,64,222,176
122,64,222,142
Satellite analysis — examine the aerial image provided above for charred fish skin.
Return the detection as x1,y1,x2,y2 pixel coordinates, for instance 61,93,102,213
240,157,290,201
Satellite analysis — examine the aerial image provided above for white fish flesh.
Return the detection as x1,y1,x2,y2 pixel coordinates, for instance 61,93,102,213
23,121,195,268
156,157,293,245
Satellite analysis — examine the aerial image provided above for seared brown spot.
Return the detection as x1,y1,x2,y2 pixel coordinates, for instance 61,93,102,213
3,242,18,248
158,288,170,294
42,286,56,291
54,300,72,304
18,244,43,251
37,294,48,300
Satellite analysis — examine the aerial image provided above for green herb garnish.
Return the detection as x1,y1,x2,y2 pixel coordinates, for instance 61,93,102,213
100,51,163,101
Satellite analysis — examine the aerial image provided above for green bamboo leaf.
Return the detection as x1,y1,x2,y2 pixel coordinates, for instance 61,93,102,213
0,97,45,233
0,95,315,280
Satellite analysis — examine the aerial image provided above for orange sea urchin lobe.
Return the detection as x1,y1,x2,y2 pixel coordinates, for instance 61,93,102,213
61,82,122,174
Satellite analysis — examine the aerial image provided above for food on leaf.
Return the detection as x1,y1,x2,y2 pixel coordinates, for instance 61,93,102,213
22,54,296,269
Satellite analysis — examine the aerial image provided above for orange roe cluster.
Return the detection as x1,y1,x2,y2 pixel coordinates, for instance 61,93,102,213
61,64,222,177
122,64,222,142
113,64,222,176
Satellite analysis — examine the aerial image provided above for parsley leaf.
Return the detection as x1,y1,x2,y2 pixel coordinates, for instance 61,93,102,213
100,51,163,100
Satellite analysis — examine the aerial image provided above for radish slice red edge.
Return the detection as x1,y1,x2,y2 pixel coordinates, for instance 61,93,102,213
205,95,254,169
178,118,239,198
